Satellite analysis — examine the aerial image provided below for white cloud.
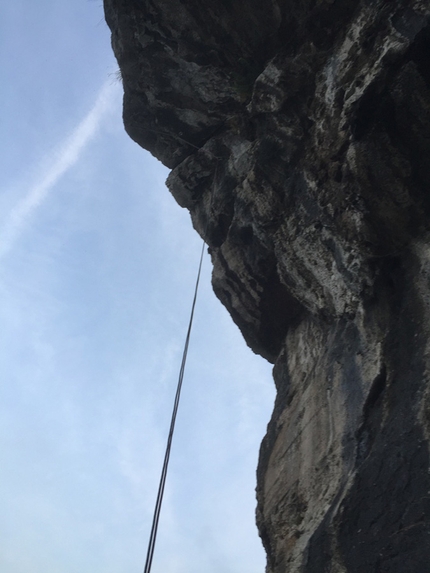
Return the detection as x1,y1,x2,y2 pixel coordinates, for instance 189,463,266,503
0,80,118,260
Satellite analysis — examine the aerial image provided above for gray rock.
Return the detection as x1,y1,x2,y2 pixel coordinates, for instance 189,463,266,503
104,0,430,570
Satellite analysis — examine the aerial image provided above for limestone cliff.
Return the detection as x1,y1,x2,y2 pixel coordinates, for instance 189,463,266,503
104,1,430,570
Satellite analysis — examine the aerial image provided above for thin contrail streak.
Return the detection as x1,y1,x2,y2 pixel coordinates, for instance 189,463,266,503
0,80,118,260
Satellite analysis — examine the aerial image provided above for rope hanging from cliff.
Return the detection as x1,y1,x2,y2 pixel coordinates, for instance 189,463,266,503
142,237,206,573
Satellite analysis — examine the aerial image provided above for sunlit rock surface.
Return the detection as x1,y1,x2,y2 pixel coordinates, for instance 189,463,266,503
104,0,430,570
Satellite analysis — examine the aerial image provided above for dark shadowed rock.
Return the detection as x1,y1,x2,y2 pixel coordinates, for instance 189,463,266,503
104,0,430,570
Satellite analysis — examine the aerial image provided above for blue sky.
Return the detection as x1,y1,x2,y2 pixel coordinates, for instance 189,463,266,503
0,2,275,572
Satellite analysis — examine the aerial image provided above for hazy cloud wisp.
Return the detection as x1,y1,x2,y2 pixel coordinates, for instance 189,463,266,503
0,80,117,260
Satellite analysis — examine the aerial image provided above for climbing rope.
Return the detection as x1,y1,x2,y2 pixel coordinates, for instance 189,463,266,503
142,238,206,573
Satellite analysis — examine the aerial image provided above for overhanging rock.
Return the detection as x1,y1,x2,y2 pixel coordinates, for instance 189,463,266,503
104,1,430,570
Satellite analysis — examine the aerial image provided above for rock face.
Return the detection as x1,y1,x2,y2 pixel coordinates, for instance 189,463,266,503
104,1,430,570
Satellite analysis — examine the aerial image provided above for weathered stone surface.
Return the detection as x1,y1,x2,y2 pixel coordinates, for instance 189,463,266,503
104,0,430,570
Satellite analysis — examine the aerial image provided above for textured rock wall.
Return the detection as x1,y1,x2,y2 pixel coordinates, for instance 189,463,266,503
104,0,430,570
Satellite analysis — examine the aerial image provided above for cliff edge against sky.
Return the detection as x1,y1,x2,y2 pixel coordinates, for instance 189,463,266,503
104,1,430,570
